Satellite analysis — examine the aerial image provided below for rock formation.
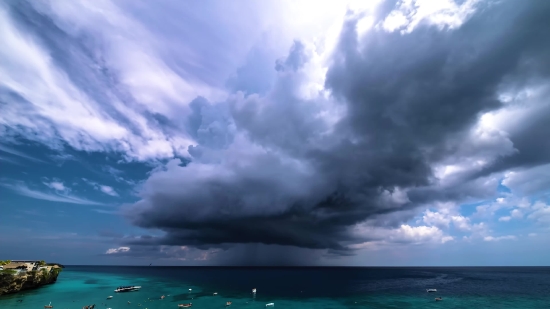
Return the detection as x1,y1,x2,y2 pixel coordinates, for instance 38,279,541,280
0,261,63,296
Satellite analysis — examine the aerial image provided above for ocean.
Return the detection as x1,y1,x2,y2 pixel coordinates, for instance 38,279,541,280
1,267,550,308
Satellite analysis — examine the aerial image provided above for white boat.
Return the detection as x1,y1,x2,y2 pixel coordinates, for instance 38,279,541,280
107,296,113,299
426,289,437,293
114,286,141,293
213,292,218,295
252,288,257,293
266,303,274,307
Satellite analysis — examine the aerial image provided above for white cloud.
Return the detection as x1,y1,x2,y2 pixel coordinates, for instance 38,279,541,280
483,235,517,242
0,155,21,165
396,225,454,244
106,246,130,254
502,164,550,196
473,195,523,219
498,216,511,222
0,144,46,163
44,181,66,191
528,201,550,224
82,179,119,197
0,5,195,161
381,0,480,34
511,209,523,219
1,182,105,205
100,185,118,197
352,223,453,248
421,205,472,232
528,233,537,237
451,215,472,231
423,209,451,228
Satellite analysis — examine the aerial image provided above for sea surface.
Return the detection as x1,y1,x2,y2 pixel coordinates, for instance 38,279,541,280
1,266,550,308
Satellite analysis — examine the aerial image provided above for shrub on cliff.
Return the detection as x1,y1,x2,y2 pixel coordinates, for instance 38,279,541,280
51,267,62,276
0,269,17,275
40,269,50,281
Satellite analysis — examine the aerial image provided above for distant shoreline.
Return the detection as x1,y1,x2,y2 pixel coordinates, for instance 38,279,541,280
63,265,550,268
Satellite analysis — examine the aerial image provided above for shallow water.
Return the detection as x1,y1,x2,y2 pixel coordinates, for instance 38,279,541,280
1,267,550,308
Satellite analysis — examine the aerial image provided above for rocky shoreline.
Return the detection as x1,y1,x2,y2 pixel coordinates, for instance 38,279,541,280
0,260,63,296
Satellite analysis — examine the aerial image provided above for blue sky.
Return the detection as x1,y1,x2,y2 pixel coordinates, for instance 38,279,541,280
1,0,550,265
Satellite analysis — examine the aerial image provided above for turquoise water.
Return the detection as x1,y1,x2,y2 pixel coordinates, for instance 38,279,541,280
1,267,550,308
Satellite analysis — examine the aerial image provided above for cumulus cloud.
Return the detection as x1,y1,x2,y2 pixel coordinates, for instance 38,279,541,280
118,0,550,260
528,202,550,224
352,224,453,248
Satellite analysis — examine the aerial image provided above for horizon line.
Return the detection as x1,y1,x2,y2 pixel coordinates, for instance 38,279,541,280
60,265,550,267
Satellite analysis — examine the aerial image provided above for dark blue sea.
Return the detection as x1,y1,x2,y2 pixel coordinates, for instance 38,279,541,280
1,267,550,308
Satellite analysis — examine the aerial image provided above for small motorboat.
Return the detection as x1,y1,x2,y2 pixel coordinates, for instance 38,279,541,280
426,289,437,293
161,295,165,299
44,302,53,308
266,303,274,307
226,301,232,306
435,297,443,301
213,292,218,295
115,286,141,293
178,303,192,308
107,296,113,299
252,288,257,293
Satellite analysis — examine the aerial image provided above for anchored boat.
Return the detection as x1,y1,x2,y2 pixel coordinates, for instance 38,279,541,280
178,303,192,308
114,286,141,293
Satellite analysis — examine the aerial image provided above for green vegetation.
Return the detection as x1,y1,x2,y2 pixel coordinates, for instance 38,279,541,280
46,262,65,268
38,260,46,266
40,268,50,281
0,269,17,275
0,260,11,266
51,267,62,276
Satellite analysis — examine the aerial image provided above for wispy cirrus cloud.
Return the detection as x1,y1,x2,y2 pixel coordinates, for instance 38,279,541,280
1,182,105,205
0,144,46,163
0,155,21,165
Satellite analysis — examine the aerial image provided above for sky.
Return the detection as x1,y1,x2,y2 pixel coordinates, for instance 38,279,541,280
0,0,549,266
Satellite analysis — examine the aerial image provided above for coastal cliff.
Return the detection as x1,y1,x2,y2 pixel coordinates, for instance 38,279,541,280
0,261,63,296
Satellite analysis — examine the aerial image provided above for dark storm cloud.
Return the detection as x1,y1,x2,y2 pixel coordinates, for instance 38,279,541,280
473,100,550,178
123,0,550,256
